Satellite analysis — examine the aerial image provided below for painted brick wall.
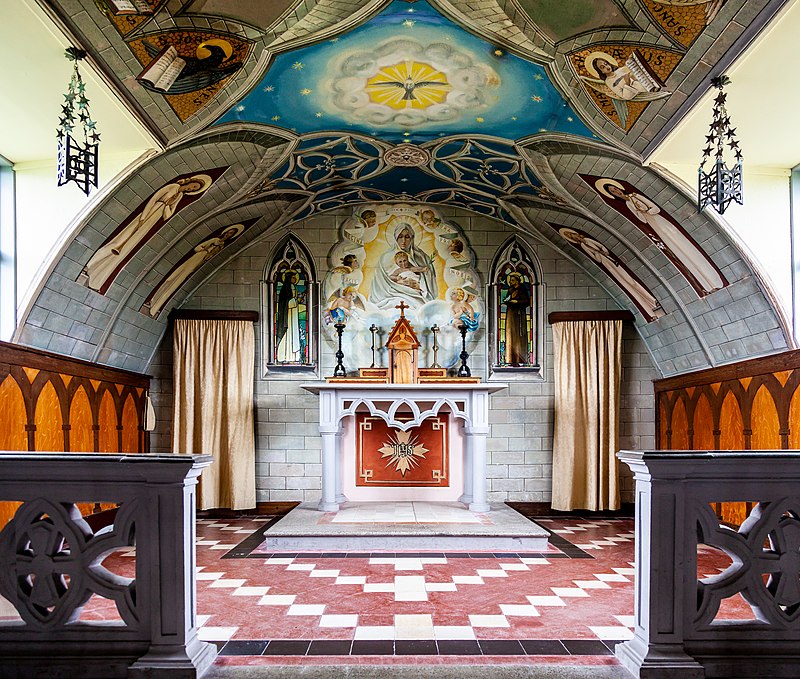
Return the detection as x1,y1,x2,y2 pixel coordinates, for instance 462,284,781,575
149,209,657,504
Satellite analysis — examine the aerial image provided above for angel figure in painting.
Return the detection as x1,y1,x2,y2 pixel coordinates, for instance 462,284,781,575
595,177,725,295
329,253,362,291
84,174,212,293
559,227,665,321
275,270,306,363
579,52,670,128
449,288,479,332
144,223,243,318
326,286,364,324
502,273,531,365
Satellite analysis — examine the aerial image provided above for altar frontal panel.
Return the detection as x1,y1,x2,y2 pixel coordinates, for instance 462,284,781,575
356,414,448,487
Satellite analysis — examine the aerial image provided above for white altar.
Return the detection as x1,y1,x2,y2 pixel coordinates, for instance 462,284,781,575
301,382,507,513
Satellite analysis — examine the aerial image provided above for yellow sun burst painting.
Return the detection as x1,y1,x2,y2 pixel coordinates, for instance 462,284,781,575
365,60,451,110
378,429,429,476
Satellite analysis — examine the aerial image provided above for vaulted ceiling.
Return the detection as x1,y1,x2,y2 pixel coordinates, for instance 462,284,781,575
14,0,796,374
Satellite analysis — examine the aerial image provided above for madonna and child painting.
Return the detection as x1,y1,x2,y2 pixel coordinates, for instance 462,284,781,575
322,204,482,370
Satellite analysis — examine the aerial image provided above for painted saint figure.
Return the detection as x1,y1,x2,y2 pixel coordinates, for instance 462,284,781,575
371,221,437,309
502,273,531,365
559,227,665,322
144,223,243,318
84,174,212,293
275,270,305,363
579,52,669,128
595,178,725,296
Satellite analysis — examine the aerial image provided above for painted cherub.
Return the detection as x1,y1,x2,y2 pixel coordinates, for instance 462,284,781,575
449,287,480,331
327,286,364,324
389,251,427,291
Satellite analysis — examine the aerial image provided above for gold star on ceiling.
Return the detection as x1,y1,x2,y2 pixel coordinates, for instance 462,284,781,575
315,112,323,118
292,62,304,70
476,117,485,123
271,115,281,121
533,74,543,80
300,88,312,96
531,95,543,102
263,85,275,92
403,19,415,27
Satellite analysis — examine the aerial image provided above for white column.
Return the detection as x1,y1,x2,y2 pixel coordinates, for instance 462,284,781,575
335,429,347,504
459,418,474,505
318,432,340,512
468,431,490,513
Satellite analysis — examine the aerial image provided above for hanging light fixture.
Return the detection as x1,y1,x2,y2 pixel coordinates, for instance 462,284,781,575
698,75,742,215
57,47,100,196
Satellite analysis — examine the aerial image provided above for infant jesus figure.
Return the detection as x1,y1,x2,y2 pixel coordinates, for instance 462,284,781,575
389,251,427,291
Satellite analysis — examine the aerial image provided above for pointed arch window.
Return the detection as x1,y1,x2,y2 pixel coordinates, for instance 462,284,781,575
262,236,318,375
488,238,544,379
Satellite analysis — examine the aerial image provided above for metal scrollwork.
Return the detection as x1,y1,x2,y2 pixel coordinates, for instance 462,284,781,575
0,498,138,630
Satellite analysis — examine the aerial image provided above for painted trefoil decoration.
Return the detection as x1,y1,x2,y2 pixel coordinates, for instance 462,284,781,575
57,48,99,196
698,75,743,215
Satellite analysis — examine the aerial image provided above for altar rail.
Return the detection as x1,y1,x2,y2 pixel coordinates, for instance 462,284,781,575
617,450,800,679
0,452,215,679
0,341,151,529
654,349,800,525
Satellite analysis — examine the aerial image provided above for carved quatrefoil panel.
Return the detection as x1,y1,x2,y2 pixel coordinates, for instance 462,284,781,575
695,499,800,630
0,498,138,630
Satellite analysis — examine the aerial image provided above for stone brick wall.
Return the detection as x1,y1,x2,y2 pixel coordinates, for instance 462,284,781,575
149,208,657,505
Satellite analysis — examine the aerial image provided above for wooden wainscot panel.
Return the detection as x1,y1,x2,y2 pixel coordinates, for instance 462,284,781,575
0,341,151,528
654,350,800,526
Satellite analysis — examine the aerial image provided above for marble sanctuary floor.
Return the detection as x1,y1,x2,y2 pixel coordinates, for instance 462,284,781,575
0,503,750,677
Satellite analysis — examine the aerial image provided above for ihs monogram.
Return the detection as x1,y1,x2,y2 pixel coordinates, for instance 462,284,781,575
378,430,428,476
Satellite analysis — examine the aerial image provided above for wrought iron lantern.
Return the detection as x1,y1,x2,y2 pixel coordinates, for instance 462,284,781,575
698,75,742,215
57,47,100,196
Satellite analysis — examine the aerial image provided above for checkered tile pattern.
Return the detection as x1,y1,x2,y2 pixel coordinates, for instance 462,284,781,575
66,512,750,663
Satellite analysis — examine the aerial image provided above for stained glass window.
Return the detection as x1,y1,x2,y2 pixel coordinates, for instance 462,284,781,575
490,238,541,373
264,237,317,370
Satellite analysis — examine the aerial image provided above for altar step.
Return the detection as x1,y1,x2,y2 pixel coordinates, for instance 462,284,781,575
259,502,550,553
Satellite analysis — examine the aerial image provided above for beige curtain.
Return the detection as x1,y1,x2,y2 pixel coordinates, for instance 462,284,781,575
551,319,622,511
173,319,255,510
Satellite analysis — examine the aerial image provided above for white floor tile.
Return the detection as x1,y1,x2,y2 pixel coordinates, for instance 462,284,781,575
469,614,509,628
335,576,367,585
615,615,636,627
258,594,296,606
595,573,630,582
309,570,340,578
196,572,224,581
354,626,394,640
197,626,237,641
476,569,508,578
287,564,316,571
434,626,476,640
232,586,270,596
425,582,457,592
319,614,358,627
590,625,634,641
499,604,540,617
452,575,484,584
500,563,530,571
574,580,611,589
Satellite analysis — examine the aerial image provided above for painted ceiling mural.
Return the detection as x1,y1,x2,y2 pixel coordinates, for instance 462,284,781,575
17,0,794,376
216,2,594,144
